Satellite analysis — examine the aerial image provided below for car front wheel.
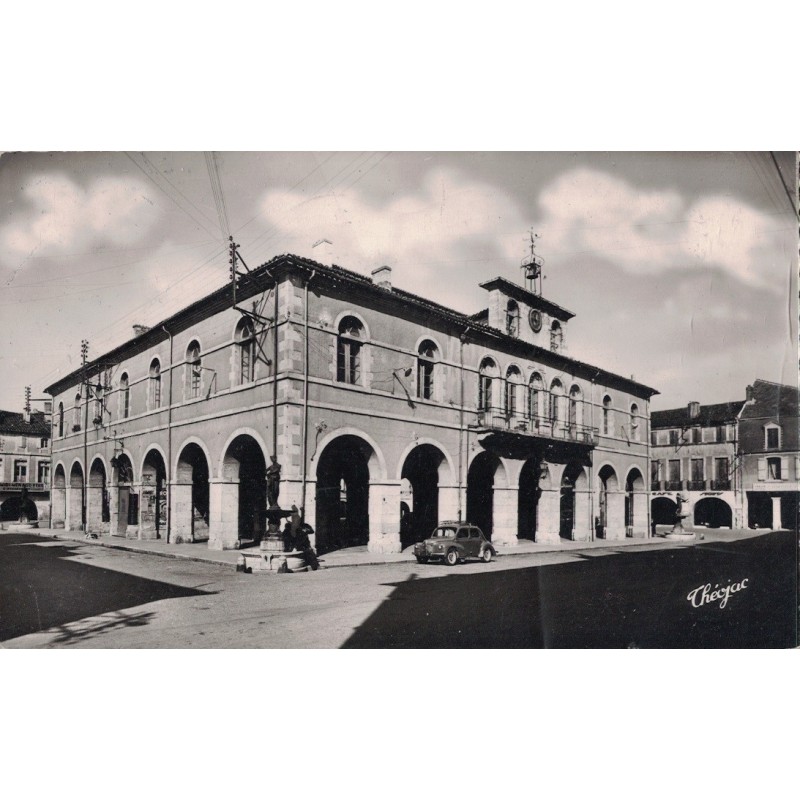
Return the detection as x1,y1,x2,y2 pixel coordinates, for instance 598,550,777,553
481,547,493,563
445,548,459,566
415,555,428,564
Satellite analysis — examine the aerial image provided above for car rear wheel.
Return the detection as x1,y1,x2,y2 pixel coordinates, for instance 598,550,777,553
481,547,493,563
445,548,459,566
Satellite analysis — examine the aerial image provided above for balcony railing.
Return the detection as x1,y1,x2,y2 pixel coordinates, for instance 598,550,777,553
651,480,663,491
687,480,706,491
665,480,683,491
476,407,598,446
710,479,731,490
0,482,47,492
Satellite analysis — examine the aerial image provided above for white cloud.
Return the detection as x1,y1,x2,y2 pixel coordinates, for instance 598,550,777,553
256,167,529,309
0,173,160,267
537,168,793,290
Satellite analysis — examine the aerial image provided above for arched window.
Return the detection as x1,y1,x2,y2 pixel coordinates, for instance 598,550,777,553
569,385,583,428
93,384,104,424
478,358,496,411
57,402,64,437
529,373,544,420
550,320,563,352
630,402,640,441
603,395,613,435
236,318,256,385
417,339,438,400
506,300,520,337
337,316,364,385
186,340,202,399
149,359,162,409
72,392,82,431
505,366,522,417
550,379,564,423
120,373,130,418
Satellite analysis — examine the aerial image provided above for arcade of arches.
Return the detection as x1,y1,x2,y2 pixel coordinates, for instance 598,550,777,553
55,432,649,551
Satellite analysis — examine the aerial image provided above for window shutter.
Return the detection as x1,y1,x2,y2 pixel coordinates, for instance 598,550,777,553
780,456,788,480
795,456,800,481
757,458,766,481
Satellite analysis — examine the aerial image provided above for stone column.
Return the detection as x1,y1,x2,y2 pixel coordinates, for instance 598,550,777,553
170,481,194,543
438,484,460,522
86,484,106,534
66,486,83,531
572,489,592,541
629,491,648,537
208,479,240,550
51,487,66,529
492,486,519,546
110,484,131,537
367,481,402,554
771,495,783,530
137,481,158,540
536,488,561,543
605,491,626,540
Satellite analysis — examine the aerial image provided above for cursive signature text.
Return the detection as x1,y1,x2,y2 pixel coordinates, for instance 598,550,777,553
687,578,749,610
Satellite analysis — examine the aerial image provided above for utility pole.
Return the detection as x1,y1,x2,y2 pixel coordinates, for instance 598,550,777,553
81,339,89,531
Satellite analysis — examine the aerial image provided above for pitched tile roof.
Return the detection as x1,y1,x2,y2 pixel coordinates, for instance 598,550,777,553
739,379,799,421
651,401,745,429
0,410,51,437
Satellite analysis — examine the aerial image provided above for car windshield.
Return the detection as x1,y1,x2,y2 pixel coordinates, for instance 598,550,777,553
431,527,456,538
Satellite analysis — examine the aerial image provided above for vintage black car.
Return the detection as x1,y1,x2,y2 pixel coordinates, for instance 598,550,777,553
413,522,495,566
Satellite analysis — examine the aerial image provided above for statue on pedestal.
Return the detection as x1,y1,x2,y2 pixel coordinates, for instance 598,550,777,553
266,456,281,509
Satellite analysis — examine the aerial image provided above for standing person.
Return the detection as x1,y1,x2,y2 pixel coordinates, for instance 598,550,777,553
293,521,320,570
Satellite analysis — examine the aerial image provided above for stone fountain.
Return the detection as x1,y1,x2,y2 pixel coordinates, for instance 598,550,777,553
664,492,696,540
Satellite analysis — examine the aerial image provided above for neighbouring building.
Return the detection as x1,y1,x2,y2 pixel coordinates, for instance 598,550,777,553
45,252,658,553
739,379,799,530
650,378,799,532
0,409,51,525
650,399,745,529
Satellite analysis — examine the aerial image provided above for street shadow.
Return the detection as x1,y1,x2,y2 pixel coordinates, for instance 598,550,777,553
342,530,797,648
0,533,213,642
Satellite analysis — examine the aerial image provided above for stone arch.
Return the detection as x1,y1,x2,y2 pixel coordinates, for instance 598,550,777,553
219,432,268,547
87,456,110,533
217,427,271,480
694,497,733,529
466,450,507,540
66,460,85,531
399,442,453,547
140,447,168,540
478,356,499,412
652,496,677,527
559,462,589,539
568,383,584,428
173,436,214,481
315,431,382,553
625,467,646,534
313,426,387,483
333,309,371,342
173,439,212,543
596,463,622,539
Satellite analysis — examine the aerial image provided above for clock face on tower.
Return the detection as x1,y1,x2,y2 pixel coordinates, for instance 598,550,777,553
529,308,543,332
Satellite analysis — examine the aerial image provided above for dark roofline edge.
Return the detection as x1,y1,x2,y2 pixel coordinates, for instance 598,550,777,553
45,254,659,399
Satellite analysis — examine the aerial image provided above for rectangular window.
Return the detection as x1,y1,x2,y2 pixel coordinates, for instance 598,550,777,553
14,460,27,482
691,427,701,443
668,459,681,482
37,461,49,484
767,457,781,480
479,376,492,411
668,430,678,445
715,426,725,442
715,457,729,483
691,458,704,481
650,431,657,446
418,361,433,400
766,427,780,449
40,438,48,450
651,460,661,482
337,339,361,385
18,437,28,450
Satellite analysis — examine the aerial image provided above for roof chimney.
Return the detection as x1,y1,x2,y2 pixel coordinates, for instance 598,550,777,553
745,384,754,402
371,265,392,290
132,324,150,337
688,401,700,419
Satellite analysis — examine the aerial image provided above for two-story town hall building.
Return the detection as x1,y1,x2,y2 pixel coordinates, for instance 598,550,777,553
45,253,658,553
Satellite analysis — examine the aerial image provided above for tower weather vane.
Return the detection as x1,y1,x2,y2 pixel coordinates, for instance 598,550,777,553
521,229,545,295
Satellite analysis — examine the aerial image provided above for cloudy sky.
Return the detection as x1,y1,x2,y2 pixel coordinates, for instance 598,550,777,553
0,151,796,413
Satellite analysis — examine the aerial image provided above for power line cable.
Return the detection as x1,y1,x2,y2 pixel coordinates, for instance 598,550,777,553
768,151,799,220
